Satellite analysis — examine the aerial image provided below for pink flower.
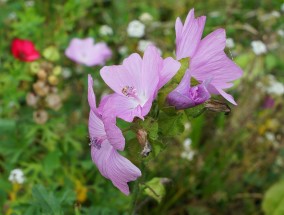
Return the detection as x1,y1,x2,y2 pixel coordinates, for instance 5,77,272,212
65,38,112,67
175,9,206,60
190,29,243,105
167,70,211,109
100,45,180,122
174,9,243,105
88,75,141,195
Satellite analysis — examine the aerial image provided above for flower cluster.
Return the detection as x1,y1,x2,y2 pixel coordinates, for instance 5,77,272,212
87,8,242,195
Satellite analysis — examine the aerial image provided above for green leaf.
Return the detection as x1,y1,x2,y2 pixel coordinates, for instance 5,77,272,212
0,119,16,134
262,180,284,215
158,112,185,137
184,104,206,119
32,185,63,215
138,117,159,140
141,177,166,203
43,46,60,62
43,151,61,176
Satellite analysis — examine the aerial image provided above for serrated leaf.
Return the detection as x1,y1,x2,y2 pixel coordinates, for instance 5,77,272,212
141,177,166,203
158,112,185,136
262,180,284,215
32,185,63,215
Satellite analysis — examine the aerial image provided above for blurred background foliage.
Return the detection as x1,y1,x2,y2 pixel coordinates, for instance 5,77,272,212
0,0,284,214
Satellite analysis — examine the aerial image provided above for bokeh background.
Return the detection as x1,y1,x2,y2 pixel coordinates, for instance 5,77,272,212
0,0,284,214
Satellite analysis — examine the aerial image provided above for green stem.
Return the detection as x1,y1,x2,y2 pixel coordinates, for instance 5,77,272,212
129,161,146,215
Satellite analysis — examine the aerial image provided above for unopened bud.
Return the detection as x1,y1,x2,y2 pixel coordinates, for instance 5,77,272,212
205,99,231,115
136,129,147,145
136,129,152,157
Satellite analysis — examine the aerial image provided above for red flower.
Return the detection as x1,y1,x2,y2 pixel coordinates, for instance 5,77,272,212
11,38,40,62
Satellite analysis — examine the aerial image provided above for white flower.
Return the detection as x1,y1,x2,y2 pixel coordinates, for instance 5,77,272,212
99,25,113,36
209,11,220,18
251,40,267,55
62,68,71,79
25,0,34,7
127,20,145,38
226,38,235,48
139,12,153,22
181,138,195,161
8,12,17,20
137,40,154,52
183,138,192,150
118,46,128,55
267,82,284,96
8,169,25,184
277,29,284,38
181,151,195,161
265,132,275,142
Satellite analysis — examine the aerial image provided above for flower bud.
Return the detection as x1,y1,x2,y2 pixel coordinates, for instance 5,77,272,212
33,110,48,124
205,99,231,114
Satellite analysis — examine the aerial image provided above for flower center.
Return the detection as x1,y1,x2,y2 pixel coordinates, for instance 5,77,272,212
122,86,137,98
89,136,107,150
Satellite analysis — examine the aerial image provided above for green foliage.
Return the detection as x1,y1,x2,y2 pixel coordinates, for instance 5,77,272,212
141,178,166,203
43,46,60,62
262,181,284,215
0,0,283,215
158,111,185,137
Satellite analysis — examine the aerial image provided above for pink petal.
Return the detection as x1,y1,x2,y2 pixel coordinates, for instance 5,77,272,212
91,142,141,195
175,17,183,45
158,57,181,90
88,75,98,114
216,88,237,105
88,110,106,141
176,9,206,60
141,45,161,99
102,114,126,151
100,53,143,96
102,93,142,122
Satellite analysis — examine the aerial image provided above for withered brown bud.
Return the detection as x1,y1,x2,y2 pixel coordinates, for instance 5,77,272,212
141,141,152,157
136,129,147,145
136,129,152,157
45,93,62,111
33,81,49,96
37,69,47,81
205,99,231,115
26,92,38,107
33,110,48,124
48,75,59,86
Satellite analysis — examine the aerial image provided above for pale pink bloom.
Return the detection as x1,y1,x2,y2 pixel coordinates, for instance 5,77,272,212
174,9,242,105
88,75,141,195
190,29,243,105
100,45,180,122
175,9,206,60
65,38,112,67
